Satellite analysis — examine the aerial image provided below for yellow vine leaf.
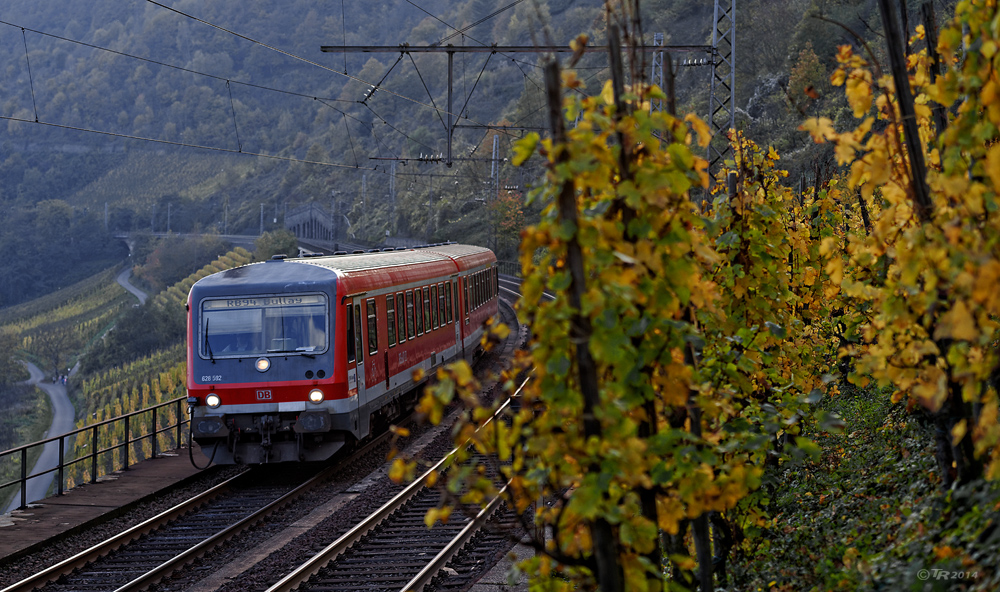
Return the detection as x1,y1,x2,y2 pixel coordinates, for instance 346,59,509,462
933,300,978,342
685,113,712,147
986,144,1000,189
601,79,615,105
952,419,968,447
657,497,686,535
913,366,948,411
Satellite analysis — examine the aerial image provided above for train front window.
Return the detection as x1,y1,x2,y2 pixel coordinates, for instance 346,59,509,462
200,294,328,359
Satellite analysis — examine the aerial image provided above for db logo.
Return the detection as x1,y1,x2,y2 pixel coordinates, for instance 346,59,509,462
256,390,273,400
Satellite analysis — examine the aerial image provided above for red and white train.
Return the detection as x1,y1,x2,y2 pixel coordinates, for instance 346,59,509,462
186,243,498,464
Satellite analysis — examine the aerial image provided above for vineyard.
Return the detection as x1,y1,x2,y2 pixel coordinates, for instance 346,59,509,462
414,2,1000,591
69,152,253,213
0,267,130,338
0,245,255,501
61,246,254,487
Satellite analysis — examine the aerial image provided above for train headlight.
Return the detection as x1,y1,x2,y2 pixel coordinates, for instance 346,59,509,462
255,357,270,372
206,393,222,408
308,389,325,404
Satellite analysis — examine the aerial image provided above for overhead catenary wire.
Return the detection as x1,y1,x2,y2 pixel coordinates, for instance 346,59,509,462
225,80,242,152
457,50,495,125
0,113,376,170
5,2,598,177
432,0,528,47
1,17,455,170
20,28,39,122
341,111,360,167
142,0,484,126
0,20,355,105
340,0,348,73
361,103,437,154
407,53,449,134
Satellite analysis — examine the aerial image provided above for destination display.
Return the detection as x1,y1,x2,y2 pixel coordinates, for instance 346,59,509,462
202,294,326,310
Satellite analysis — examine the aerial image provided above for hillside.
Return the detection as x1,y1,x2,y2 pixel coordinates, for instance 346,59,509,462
0,0,891,307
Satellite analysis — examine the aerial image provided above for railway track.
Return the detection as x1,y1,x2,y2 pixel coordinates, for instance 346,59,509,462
266,455,511,592
1,434,394,592
5,286,530,592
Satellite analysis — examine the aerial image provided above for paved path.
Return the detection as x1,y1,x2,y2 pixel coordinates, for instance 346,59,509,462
117,265,148,305
4,362,77,513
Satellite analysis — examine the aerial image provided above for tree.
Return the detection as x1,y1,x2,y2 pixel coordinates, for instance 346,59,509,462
30,325,82,378
0,330,24,386
254,229,300,261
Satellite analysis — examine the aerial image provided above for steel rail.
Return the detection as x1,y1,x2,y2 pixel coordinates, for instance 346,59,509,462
4,428,397,592
266,375,531,592
0,470,248,592
399,484,508,592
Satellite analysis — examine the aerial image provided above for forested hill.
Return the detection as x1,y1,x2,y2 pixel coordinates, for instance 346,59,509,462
0,0,922,308
0,0,617,307
0,0,611,217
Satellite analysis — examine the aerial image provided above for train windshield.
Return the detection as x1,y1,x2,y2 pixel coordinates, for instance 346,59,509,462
200,294,328,359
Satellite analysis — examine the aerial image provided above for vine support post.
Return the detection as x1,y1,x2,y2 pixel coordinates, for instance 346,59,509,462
877,0,934,222
920,2,949,134
544,59,624,592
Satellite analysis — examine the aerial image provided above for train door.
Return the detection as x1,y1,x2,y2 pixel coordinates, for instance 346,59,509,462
452,278,462,359
352,302,366,405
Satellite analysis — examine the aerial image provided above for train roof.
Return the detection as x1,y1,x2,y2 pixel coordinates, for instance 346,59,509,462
299,243,495,273
189,244,495,301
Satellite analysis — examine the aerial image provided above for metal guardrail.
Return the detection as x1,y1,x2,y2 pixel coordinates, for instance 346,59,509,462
497,260,520,278
0,396,190,511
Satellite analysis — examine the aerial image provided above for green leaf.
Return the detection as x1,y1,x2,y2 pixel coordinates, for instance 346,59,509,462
511,133,539,166
765,321,786,339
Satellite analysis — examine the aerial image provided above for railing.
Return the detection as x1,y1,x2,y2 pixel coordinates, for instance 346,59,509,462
497,260,521,278
0,396,190,511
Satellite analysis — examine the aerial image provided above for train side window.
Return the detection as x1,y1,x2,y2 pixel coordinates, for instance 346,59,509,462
423,286,431,332
386,295,396,347
396,293,406,343
414,289,424,335
438,283,446,325
366,299,378,356
406,291,416,339
464,277,470,318
346,305,356,363
430,284,438,329
445,281,453,323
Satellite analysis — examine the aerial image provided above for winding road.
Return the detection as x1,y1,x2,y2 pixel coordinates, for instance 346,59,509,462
3,362,77,513
117,263,148,305
4,265,149,513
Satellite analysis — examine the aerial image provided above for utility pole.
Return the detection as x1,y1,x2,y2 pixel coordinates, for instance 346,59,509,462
707,0,736,169
491,135,500,201
651,33,664,114
320,43,712,169
259,203,264,236
390,162,396,236
447,50,453,166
